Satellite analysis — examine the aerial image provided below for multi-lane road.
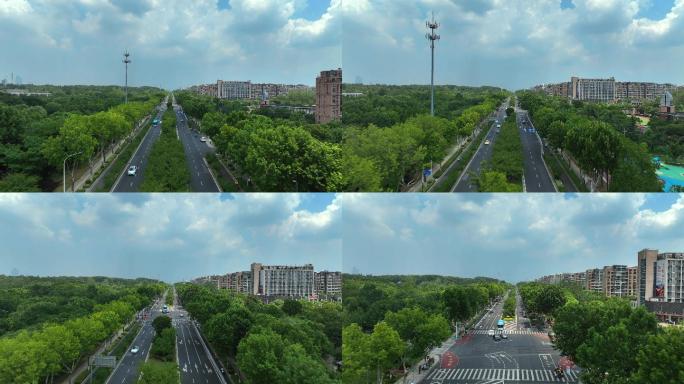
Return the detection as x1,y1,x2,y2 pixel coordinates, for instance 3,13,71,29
106,289,227,384
421,290,579,383
450,98,558,193
173,288,226,384
516,108,557,192
452,102,510,192
106,295,167,384
112,93,219,192
172,99,220,192
111,106,165,192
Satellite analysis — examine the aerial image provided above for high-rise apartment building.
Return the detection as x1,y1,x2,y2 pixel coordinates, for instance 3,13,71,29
315,271,342,297
654,253,684,302
638,249,659,305
586,268,604,293
222,271,251,294
627,266,638,297
217,80,251,99
535,77,677,104
250,263,315,298
571,76,616,103
315,68,342,124
602,265,629,297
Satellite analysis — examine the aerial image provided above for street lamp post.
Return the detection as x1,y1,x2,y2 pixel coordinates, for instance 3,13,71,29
63,151,83,193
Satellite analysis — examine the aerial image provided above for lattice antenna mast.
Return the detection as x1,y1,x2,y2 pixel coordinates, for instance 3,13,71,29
123,50,132,104
426,13,440,116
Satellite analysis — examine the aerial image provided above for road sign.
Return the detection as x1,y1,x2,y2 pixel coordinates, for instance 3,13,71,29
89,355,116,368
423,168,432,177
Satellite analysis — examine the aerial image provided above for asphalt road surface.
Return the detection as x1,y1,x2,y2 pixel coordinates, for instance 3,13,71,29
173,288,226,384
421,291,579,383
173,103,220,192
452,103,510,192
517,109,557,192
106,295,167,384
111,105,165,192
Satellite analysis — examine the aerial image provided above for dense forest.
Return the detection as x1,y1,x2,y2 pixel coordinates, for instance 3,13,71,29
518,91,662,192
176,283,342,384
175,85,506,192
518,281,684,384
342,275,508,384
0,85,164,191
0,275,164,383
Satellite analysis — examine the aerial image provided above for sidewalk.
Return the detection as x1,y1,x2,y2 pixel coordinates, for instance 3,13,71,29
407,136,469,192
394,308,491,384
394,333,459,384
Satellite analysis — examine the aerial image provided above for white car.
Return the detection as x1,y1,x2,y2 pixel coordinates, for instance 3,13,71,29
200,136,207,142
130,346,140,354
487,330,495,336
127,165,137,176
484,140,491,145
497,124,501,128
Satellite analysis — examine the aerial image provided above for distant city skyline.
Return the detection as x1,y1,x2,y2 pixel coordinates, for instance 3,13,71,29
341,193,684,283
3,1,683,90
0,0,340,89
342,0,684,90
0,194,341,283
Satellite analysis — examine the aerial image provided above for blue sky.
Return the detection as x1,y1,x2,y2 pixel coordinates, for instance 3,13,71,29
0,194,341,282
3,1,682,90
2,193,682,284
342,0,684,89
341,194,684,282
0,0,340,89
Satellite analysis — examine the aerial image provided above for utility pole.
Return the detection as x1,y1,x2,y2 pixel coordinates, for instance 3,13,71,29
123,50,131,104
426,13,440,117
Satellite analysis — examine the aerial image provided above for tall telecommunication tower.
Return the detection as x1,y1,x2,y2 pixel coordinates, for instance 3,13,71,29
426,14,440,117
123,50,131,104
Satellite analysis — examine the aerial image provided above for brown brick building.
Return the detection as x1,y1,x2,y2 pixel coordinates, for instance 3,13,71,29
315,68,342,124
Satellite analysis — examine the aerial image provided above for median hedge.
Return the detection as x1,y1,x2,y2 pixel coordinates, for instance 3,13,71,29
140,109,191,192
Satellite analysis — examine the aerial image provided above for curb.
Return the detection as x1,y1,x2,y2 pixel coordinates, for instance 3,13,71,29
203,157,223,192
191,321,228,384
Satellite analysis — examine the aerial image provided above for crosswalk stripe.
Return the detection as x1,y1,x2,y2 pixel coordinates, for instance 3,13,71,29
430,368,580,382
470,329,547,335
